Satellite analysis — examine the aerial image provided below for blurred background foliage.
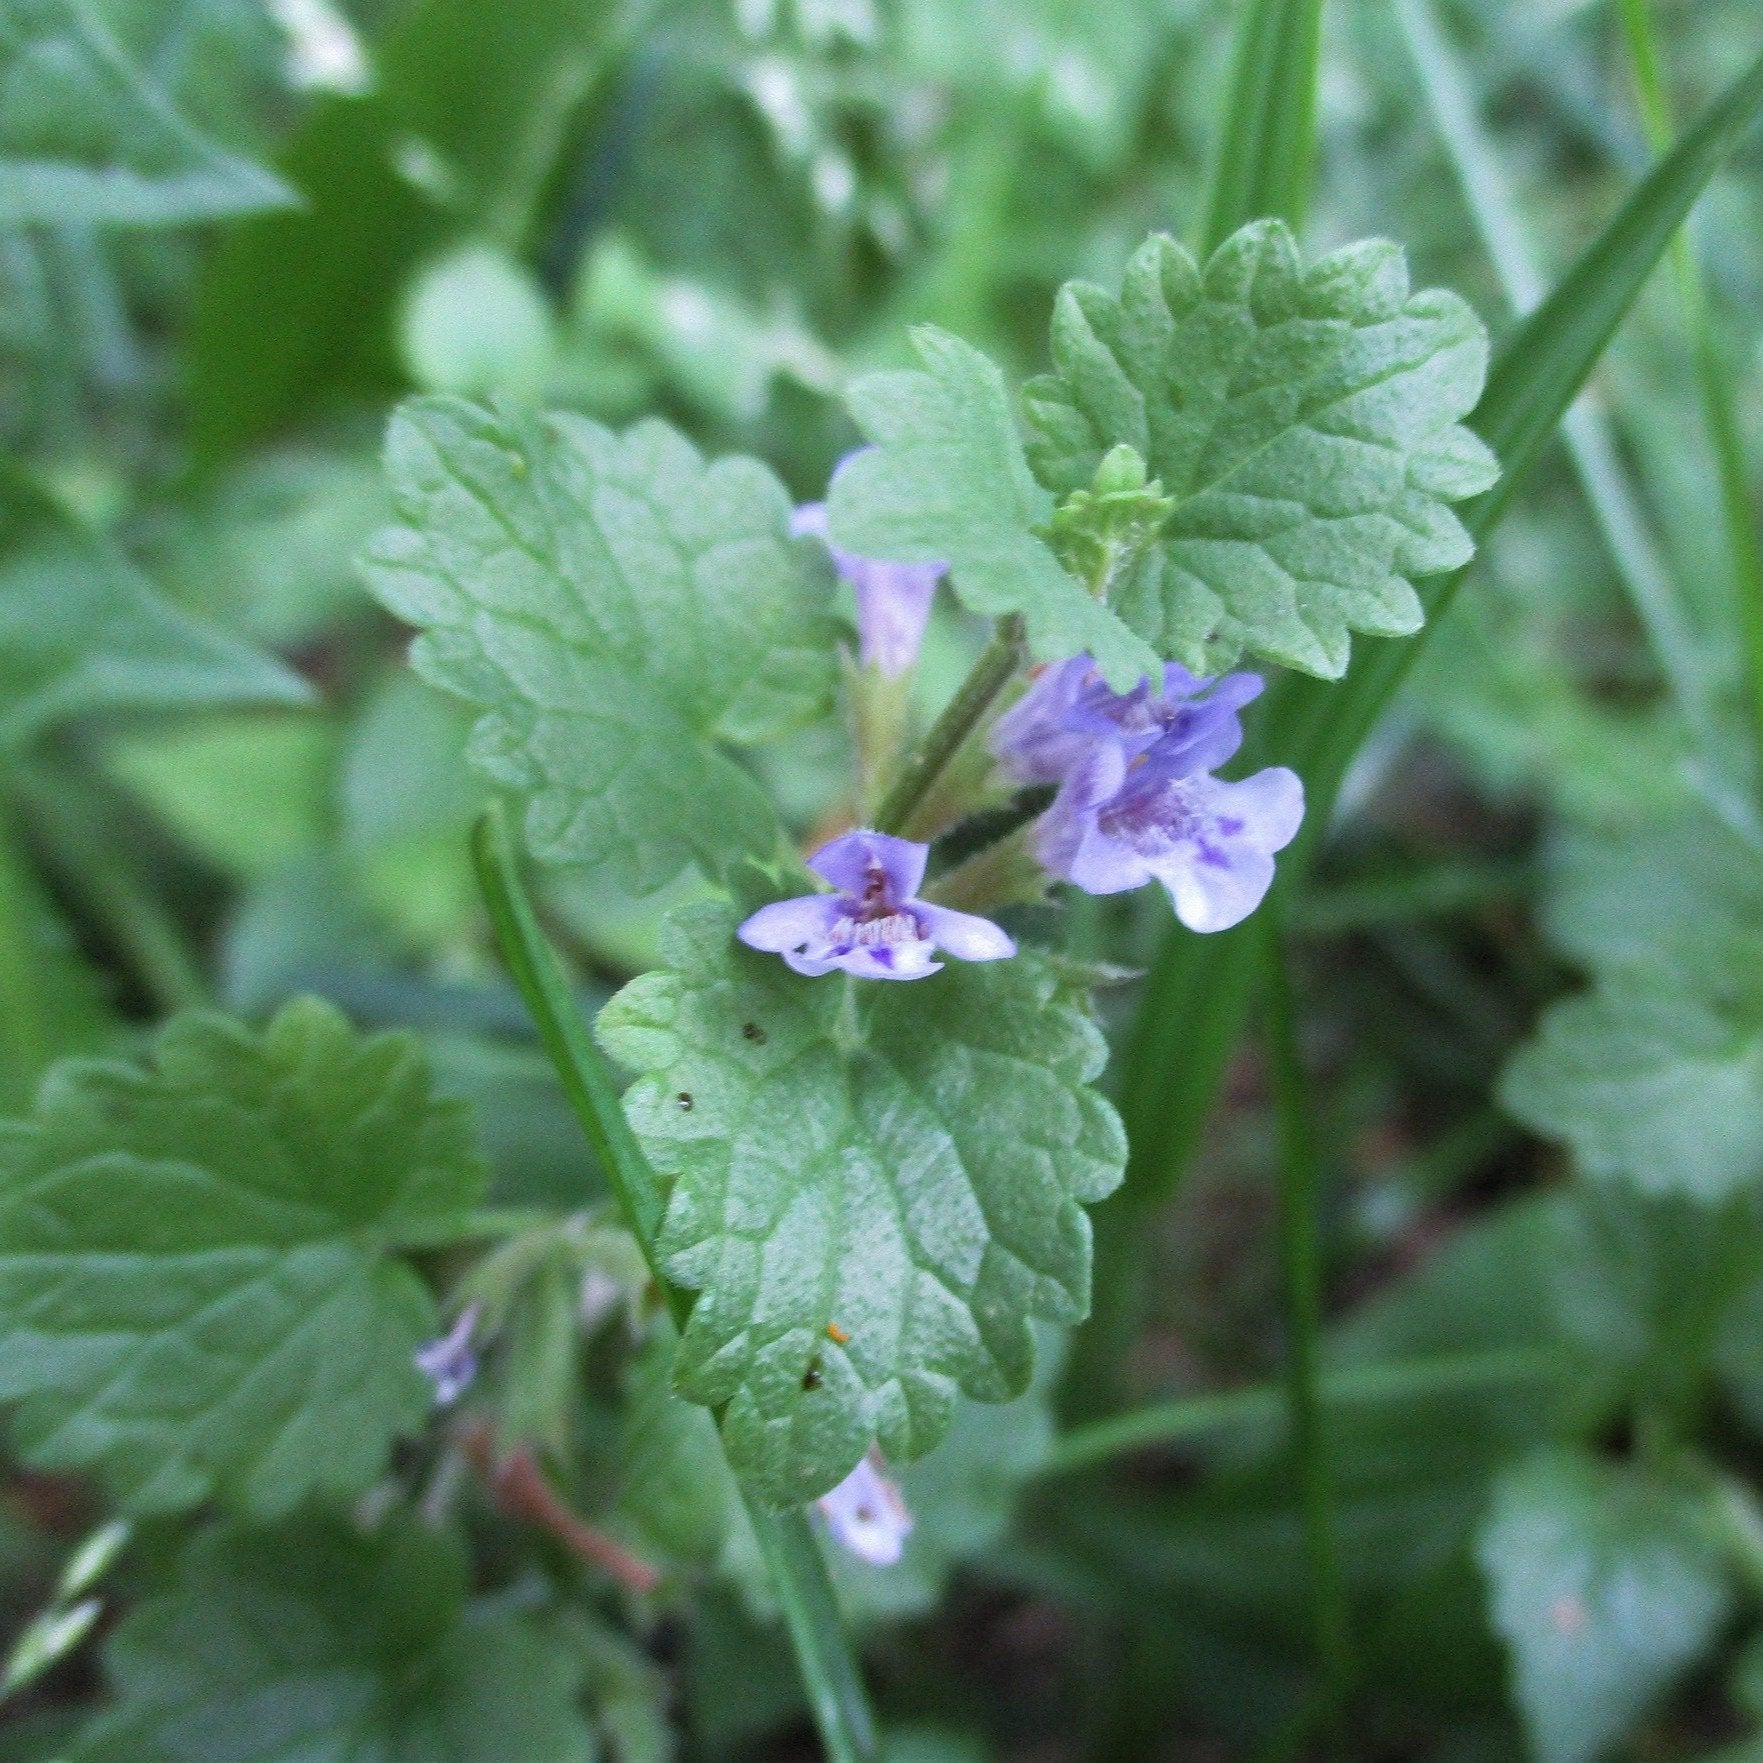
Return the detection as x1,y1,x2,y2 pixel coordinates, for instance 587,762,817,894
1,0,1763,1758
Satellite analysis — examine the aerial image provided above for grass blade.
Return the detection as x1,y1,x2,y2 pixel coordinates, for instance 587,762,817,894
1393,0,1724,768
1292,33,1763,828
471,803,881,1763
1041,1347,1569,1477
1201,0,1327,250
1618,0,1763,801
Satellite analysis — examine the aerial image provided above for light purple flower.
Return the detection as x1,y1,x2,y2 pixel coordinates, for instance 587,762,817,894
737,829,1014,981
793,493,944,678
992,654,1302,933
1038,740,1304,933
991,655,1264,787
415,1302,481,1406
816,1453,913,1566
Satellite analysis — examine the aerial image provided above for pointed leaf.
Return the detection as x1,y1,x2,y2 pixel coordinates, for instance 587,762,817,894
1200,0,1324,249
597,903,1125,1505
366,399,836,893
0,997,487,1516
0,489,312,751
0,0,292,226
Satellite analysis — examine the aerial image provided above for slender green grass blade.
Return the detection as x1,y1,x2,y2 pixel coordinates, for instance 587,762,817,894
1394,0,1723,770
471,803,880,1763
1618,0,1763,802
1042,1347,1570,1478
1201,0,1327,250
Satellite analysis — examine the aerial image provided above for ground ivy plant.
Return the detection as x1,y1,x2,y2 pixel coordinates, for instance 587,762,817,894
347,217,1494,1508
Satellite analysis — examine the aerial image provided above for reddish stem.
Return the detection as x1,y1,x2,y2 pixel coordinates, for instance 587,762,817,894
458,1421,660,1595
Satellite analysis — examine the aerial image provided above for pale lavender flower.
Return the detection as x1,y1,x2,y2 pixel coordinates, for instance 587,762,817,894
816,1453,913,1567
792,493,944,678
993,655,1302,932
1038,739,1304,933
414,1302,481,1406
738,829,1014,981
991,655,1264,787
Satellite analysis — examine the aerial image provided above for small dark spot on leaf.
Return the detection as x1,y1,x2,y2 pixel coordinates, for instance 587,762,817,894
742,1022,766,1043
676,1092,693,1111
802,1358,823,1391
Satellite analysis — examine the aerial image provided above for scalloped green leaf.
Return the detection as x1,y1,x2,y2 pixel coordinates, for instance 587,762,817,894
827,327,1162,691
0,997,487,1516
597,903,1125,1506
1021,219,1497,678
75,1515,596,1763
363,397,837,894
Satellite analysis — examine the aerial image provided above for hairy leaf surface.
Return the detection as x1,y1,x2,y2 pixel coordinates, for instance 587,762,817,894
598,904,1124,1505
365,398,836,892
1023,220,1496,677
0,997,486,1514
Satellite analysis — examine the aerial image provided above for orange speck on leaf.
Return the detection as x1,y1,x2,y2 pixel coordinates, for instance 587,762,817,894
827,1323,850,1344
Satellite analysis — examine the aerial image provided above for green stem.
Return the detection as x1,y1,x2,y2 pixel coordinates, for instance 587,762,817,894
473,806,667,1264
470,804,880,1763
1041,1346,1567,1478
872,617,1023,838
1261,919,1350,1745
1292,858,1529,938
1618,0,1763,801
749,1507,881,1763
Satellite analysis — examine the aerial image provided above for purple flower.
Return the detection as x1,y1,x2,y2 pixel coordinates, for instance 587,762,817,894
737,829,1015,981
992,655,1264,786
793,491,944,678
816,1453,913,1566
415,1302,481,1406
1038,740,1304,933
992,654,1303,933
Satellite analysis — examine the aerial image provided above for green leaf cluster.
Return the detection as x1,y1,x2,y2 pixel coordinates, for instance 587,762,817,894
829,219,1496,687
